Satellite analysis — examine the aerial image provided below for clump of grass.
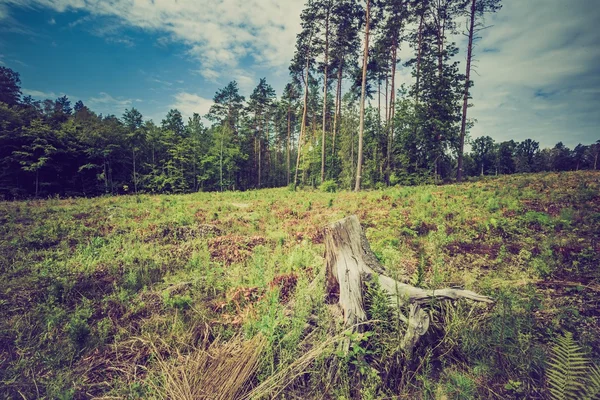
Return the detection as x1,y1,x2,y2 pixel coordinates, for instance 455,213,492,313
148,334,267,400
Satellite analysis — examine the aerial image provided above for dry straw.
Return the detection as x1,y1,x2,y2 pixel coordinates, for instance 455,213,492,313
148,333,267,400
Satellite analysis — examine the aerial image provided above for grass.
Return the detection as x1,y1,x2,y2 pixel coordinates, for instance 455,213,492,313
1,171,599,398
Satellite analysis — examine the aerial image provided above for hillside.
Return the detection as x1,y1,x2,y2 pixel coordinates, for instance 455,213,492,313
1,171,600,399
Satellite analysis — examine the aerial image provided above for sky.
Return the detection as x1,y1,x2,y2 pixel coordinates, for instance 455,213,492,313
0,0,598,149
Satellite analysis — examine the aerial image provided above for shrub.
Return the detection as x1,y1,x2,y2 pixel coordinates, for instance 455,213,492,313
320,180,337,193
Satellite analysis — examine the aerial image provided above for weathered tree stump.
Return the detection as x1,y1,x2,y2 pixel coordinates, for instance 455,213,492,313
325,215,493,352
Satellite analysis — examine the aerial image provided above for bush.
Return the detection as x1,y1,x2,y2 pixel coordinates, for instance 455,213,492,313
320,180,337,193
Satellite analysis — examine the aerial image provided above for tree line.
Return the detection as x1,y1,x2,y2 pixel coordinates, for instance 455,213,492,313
0,0,599,198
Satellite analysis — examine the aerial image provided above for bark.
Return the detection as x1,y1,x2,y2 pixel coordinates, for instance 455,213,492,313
35,169,39,198
266,115,271,186
332,59,343,165
325,215,493,353
287,103,292,185
220,130,224,191
132,148,137,194
415,12,425,105
433,0,446,80
294,46,311,188
321,4,331,184
388,43,397,173
354,0,370,192
458,0,477,182
385,66,390,124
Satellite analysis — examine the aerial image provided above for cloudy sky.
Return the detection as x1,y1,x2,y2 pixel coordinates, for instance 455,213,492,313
0,0,598,148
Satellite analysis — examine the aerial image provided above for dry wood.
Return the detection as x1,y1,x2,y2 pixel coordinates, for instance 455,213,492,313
325,215,493,352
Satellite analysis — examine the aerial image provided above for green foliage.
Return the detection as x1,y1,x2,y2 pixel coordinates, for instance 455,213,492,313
547,332,600,400
523,211,554,228
320,179,338,192
443,370,477,400
66,300,93,348
162,292,193,309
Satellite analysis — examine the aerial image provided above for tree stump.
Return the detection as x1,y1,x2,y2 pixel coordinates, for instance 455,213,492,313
325,215,493,353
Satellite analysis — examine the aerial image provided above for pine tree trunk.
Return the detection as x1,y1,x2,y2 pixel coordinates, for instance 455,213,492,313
332,59,343,164
294,44,312,188
458,0,476,182
354,0,370,192
415,12,424,105
103,157,108,194
258,118,262,188
35,169,39,198
385,67,390,124
321,5,331,184
220,129,224,192
287,104,292,185
132,148,137,194
388,43,397,174
294,71,308,187
294,81,308,188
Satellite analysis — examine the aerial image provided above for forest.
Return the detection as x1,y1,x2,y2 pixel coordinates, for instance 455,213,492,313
1,2,598,199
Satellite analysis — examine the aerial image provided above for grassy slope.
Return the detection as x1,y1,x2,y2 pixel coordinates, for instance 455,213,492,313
1,171,599,399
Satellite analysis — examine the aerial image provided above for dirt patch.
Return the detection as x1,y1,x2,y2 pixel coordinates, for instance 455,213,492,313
506,242,521,254
269,273,298,303
67,267,117,306
146,223,221,243
415,221,437,236
294,227,324,244
552,243,584,262
522,199,561,216
446,241,501,258
207,235,267,264
72,212,91,220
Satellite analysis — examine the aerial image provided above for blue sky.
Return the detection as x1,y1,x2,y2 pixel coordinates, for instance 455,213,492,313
0,0,598,148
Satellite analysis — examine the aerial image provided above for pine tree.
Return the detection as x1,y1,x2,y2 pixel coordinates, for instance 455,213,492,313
330,0,362,176
248,78,276,188
0,66,22,106
457,0,502,181
291,0,322,188
354,0,370,192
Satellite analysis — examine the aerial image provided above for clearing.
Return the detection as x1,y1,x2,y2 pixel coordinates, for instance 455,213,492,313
1,171,599,399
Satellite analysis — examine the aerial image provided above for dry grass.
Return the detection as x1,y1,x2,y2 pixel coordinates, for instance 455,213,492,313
244,324,372,400
147,334,266,400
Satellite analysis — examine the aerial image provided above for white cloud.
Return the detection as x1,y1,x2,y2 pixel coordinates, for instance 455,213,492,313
86,92,133,116
461,0,600,148
88,92,131,106
22,88,57,99
48,17,55,24
233,69,257,92
3,0,599,148
171,92,213,121
151,78,173,87
10,59,29,67
5,0,304,79
0,4,7,20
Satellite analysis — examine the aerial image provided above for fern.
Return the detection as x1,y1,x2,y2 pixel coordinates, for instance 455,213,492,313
546,332,600,400
582,365,600,400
